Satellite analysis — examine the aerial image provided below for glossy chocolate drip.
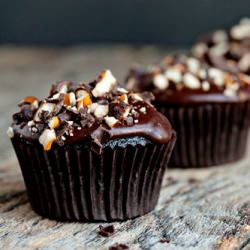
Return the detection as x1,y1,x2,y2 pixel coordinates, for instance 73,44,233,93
12,102,173,145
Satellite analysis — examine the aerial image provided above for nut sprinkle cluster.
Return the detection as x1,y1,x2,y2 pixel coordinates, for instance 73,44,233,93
127,55,250,97
192,18,250,75
8,70,154,151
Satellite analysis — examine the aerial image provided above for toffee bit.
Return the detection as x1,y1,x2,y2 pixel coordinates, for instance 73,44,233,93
188,178,199,184
98,225,115,237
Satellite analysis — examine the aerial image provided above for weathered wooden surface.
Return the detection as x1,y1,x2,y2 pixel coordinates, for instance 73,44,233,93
0,46,250,250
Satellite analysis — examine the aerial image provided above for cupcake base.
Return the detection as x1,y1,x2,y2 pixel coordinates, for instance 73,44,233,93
157,101,250,168
12,135,176,222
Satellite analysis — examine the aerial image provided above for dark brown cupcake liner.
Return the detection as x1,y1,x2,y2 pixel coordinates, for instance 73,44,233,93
156,101,250,168
12,134,176,222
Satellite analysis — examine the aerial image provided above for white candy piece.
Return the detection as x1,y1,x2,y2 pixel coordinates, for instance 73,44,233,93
183,73,201,89
201,81,210,91
186,58,200,74
238,53,250,72
191,43,208,58
212,30,228,43
38,129,56,149
34,103,56,122
104,116,118,128
224,88,237,97
208,68,225,87
209,42,229,56
230,22,250,40
94,104,109,118
153,74,169,90
6,127,14,138
92,70,117,97
165,68,182,83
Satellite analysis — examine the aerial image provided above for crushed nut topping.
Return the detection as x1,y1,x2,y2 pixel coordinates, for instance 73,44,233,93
10,70,153,151
126,55,250,97
192,18,250,75
7,127,14,138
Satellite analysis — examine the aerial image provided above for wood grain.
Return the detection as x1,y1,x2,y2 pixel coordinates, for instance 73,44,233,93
0,46,250,250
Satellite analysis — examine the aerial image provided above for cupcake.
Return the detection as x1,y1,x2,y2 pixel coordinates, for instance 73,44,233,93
126,56,250,167
192,18,250,75
7,70,176,221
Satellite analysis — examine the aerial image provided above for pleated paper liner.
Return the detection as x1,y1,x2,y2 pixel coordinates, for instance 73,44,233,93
12,134,176,222
156,101,250,168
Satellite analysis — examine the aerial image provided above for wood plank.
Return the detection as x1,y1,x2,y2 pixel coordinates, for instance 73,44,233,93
0,46,250,249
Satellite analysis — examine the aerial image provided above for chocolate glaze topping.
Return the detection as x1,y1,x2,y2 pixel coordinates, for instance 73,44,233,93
9,70,173,152
192,18,250,75
126,55,250,105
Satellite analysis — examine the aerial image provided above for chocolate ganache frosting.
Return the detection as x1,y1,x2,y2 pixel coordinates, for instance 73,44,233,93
8,70,173,152
192,18,250,75
126,55,250,105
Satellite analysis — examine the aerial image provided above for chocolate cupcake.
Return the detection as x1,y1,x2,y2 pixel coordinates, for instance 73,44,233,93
7,70,176,221
126,56,250,167
192,18,250,75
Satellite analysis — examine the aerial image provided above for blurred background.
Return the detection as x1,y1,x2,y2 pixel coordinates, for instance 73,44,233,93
0,0,249,163
1,0,250,45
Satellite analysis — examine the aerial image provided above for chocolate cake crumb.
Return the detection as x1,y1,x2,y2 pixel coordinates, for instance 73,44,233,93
98,225,115,237
188,178,198,184
108,243,129,250
160,238,170,243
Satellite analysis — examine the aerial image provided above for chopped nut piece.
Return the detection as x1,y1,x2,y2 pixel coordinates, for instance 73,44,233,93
238,73,250,85
212,30,228,43
39,129,56,151
104,116,118,128
92,70,117,97
165,68,182,83
76,89,89,101
20,96,38,105
58,83,68,94
186,57,200,74
201,81,210,91
224,88,236,97
153,74,169,90
34,103,56,122
208,68,225,87
117,87,128,94
129,93,143,102
49,116,60,129
119,94,128,103
77,95,92,110
238,53,250,72
183,73,201,89
191,42,208,58
139,107,146,114
88,103,98,113
6,127,14,138
122,106,131,118
31,100,39,111
64,92,76,106
27,120,35,127
94,104,109,118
